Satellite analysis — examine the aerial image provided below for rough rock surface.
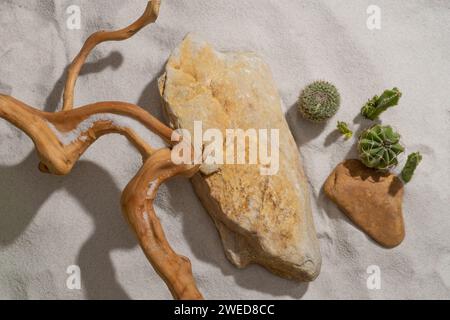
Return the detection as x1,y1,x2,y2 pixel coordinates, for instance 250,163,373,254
324,159,405,248
159,34,321,281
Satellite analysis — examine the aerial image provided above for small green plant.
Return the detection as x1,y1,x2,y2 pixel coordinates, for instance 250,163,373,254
337,121,353,139
298,81,340,123
401,152,422,183
358,124,404,170
361,87,402,120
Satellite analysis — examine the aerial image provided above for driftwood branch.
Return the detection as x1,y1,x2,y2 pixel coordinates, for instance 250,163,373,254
0,0,204,300
63,0,161,111
122,149,202,300
0,95,173,173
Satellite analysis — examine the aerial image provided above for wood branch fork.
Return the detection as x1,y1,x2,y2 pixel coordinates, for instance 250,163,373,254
0,0,203,300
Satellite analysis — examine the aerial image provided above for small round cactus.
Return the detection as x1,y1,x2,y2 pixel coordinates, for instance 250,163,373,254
358,124,404,170
298,81,340,123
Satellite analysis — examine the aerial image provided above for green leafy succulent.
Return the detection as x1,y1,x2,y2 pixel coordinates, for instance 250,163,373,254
401,152,422,183
337,121,353,139
358,124,404,170
361,87,402,120
298,81,340,123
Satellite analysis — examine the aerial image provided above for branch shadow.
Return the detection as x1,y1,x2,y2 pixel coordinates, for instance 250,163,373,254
0,152,56,245
45,51,124,112
67,161,136,300
0,151,136,299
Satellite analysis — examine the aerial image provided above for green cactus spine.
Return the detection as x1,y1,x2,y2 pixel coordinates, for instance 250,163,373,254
298,81,340,123
358,124,404,170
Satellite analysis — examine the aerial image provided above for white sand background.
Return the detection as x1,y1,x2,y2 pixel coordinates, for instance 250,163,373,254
0,0,449,299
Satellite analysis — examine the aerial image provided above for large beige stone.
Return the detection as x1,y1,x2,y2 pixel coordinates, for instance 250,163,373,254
158,34,321,281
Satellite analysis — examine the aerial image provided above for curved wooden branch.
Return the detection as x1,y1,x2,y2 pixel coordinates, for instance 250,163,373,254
122,149,202,300
0,94,173,174
63,0,161,111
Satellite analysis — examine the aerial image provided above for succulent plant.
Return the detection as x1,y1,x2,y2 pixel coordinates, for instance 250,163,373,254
337,121,353,139
358,124,404,170
298,81,340,123
361,87,402,120
401,152,422,183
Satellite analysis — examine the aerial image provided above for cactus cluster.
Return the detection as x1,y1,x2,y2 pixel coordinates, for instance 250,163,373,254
361,87,402,120
298,81,340,123
296,81,422,180
358,124,404,170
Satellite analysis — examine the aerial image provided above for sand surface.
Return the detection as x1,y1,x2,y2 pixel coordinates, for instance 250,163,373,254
0,0,449,299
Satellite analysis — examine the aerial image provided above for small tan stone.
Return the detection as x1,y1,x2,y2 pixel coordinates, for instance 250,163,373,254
324,159,405,248
159,34,321,281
